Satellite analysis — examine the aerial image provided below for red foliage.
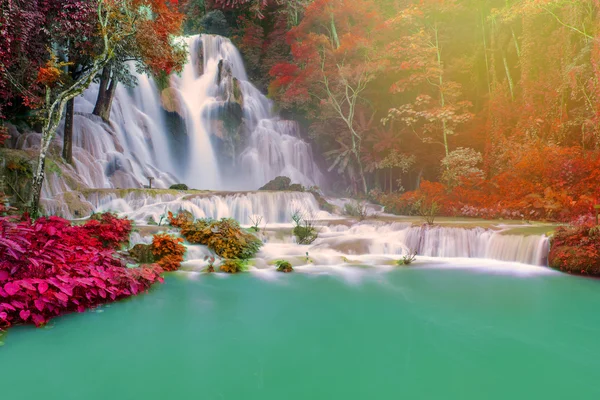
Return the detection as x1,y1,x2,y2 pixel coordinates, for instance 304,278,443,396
84,213,132,249
152,233,186,271
0,214,163,330
549,224,600,275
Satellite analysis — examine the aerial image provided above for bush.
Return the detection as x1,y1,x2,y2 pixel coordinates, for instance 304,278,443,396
220,259,248,274
397,250,417,266
85,212,132,249
549,224,600,275
344,200,370,220
275,260,293,273
291,211,318,245
200,10,231,37
152,233,186,272
169,212,262,259
169,184,189,191
0,215,163,330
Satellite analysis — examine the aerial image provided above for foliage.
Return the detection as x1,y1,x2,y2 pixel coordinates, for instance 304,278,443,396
85,213,132,250
169,212,262,259
440,147,484,188
220,258,249,274
549,224,600,275
0,215,164,330
291,210,318,245
397,250,417,266
200,10,232,36
152,233,187,271
275,259,293,273
204,255,216,272
169,184,189,190
344,201,370,221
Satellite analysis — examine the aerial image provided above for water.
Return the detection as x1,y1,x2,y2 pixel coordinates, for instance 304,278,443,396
1,268,599,399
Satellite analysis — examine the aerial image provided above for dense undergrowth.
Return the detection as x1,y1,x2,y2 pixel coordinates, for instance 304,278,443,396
0,212,164,330
549,223,600,276
168,211,262,273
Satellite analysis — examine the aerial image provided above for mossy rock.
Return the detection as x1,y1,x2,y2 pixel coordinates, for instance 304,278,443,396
259,176,291,191
275,260,293,273
129,244,156,264
170,183,189,191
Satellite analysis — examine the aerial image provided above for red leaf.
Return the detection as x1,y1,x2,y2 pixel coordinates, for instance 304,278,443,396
4,282,19,296
54,292,68,302
0,311,7,321
19,310,31,321
38,282,48,294
34,298,45,312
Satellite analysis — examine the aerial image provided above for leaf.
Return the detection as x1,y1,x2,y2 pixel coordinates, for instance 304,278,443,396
4,282,19,296
34,298,45,312
19,310,31,321
38,282,49,294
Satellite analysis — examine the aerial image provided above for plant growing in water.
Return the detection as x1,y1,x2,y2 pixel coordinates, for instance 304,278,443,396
275,260,293,273
291,210,319,245
414,197,440,225
220,259,249,274
204,255,216,273
344,200,370,221
249,214,263,232
397,250,418,266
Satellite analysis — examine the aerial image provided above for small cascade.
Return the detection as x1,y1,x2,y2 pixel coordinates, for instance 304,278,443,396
77,190,327,225
317,223,550,266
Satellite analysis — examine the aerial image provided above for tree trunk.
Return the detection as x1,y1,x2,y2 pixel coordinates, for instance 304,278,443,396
63,98,74,164
93,66,117,122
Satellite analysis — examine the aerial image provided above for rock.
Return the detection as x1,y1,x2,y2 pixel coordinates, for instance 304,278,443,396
288,183,305,192
276,261,293,273
160,87,186,118
129,244,156,264
259,176,291,191
55,192,94,219
170,183,189,190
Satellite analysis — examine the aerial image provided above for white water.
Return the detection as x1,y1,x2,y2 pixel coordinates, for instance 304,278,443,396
8,34,551,269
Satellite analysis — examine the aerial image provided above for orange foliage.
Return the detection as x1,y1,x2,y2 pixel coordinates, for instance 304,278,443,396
152,233,186,271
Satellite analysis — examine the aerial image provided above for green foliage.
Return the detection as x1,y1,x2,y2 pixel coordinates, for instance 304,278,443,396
413,198,440,225
201,10,231,37
344,200,370,220
169,184,189,191
275,260,293,273
259,176,292,191
291,211,318,245
397,250,417,266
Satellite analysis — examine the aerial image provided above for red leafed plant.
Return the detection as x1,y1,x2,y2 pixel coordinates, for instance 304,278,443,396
0,213,164,331
152,233,186,271
549,223,600,276
84,212,132,249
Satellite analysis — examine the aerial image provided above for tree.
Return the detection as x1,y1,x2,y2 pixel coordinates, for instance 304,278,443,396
384,1,473,159
269,0,384,194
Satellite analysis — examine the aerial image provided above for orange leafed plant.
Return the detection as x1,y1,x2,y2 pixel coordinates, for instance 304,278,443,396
152,233,186,271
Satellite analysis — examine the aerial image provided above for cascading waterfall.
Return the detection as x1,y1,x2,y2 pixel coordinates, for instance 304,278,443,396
8,33,552,268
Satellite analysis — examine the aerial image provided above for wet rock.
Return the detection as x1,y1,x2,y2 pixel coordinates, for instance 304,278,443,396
259,176,291,191
160,87,186,118
276,261,293,273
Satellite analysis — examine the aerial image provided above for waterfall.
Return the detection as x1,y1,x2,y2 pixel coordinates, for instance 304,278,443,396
13,34,323,200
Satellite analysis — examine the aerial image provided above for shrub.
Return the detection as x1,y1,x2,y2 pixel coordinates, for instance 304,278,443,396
344,200,370,220
84,212,132,249
220,259,248,274
414,198,440,225
169,184,189,191
291,211,318,245
0,215,163,330
549,224,600,275
275,260,293,273
397,250,417,266
169,212,262,259
168,210,194,228
152,233,186,272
